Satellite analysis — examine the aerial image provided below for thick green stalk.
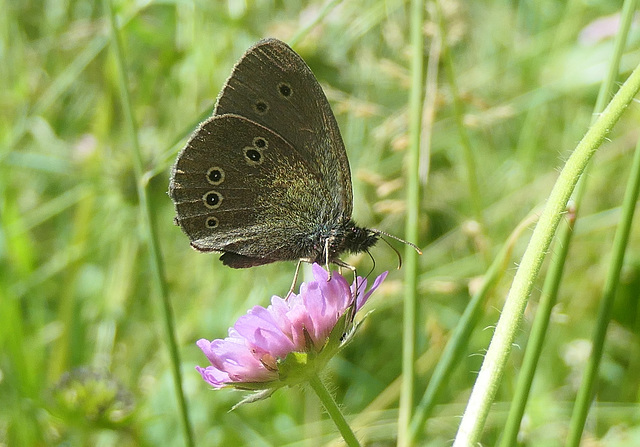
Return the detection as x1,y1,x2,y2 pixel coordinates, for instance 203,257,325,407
499,2,637,443
409,212,539,443
453,62,640,446
105,2,195,446
398,0,425,446
498,215,574,447
309,374,361,447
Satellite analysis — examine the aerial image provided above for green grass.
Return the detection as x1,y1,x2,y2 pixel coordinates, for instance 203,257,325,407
2,1,640,446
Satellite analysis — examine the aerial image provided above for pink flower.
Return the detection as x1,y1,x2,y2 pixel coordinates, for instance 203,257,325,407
196,264,387,391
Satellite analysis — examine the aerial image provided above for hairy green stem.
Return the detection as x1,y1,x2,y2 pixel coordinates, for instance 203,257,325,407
309,374,361,447
498,215,574,447
453,62,640,446
409,211,539,443
499,2,637,443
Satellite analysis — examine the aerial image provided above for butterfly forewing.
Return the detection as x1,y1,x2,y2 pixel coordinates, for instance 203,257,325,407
213,38,353,219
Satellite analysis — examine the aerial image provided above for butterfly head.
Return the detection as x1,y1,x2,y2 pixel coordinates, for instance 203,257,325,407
342,224,379,255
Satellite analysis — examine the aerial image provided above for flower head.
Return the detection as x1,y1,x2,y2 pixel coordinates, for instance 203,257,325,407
196,264,387,393
50,368,135,426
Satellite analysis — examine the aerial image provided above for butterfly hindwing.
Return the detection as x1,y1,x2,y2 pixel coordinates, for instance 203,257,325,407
169,114,339,264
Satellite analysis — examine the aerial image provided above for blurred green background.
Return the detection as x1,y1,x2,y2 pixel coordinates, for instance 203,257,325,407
2,0,640,445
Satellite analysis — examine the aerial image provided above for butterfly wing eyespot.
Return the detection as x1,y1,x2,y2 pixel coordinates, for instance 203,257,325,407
243,147,263,165
206,167,225,185
205,217,219,229
254,100,269,114
278,82,292,98
253,137,268,149
203,191,223,209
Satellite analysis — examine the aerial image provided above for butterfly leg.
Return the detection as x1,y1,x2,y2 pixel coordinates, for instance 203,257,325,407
334,259,359,300
334,259,360,325
287,258,312,299
324,238,332,281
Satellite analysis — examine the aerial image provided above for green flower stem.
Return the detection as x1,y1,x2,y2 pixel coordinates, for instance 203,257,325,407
565,106,640,447
453,62,640,447
399,0,425,445
105,2,195,447
309,374,361,447
499,2,637,444
408,211,540,443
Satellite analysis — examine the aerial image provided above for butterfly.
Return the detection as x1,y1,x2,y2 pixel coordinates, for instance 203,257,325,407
169,38,419,278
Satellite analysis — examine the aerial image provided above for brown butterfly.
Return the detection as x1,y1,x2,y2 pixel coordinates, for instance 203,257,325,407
169,38,419,279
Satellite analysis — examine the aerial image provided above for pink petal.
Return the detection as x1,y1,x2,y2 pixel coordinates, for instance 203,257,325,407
355,271,388,310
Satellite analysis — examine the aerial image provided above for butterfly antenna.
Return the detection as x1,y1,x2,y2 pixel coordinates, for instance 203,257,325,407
371,229,422,270
378,236,403,269
365,250,376,279
371,229,422,254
